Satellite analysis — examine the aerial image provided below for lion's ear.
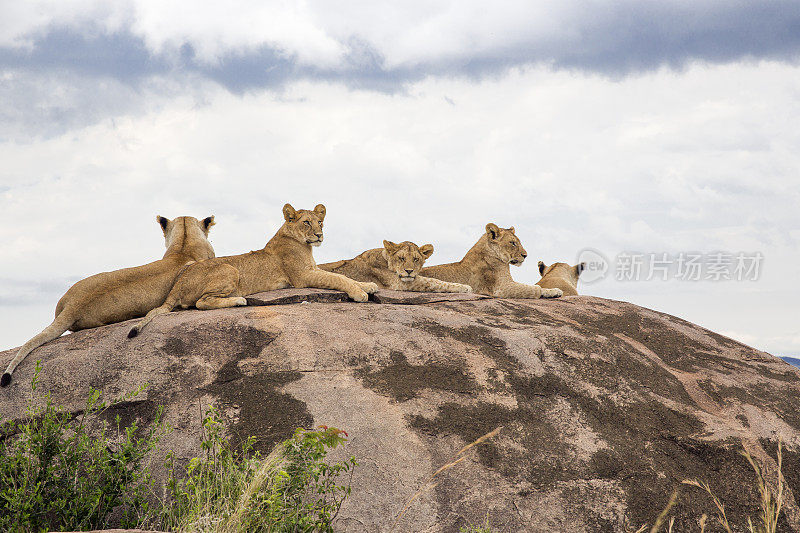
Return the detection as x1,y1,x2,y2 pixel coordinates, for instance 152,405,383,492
508,226,515,234
157,215,170,235
419,244,434,259
575,262,586,277
283,204,297,222
313,204,326,221
538,261,546,276
202,216,216,234
383,240,399,254
486,223,501,240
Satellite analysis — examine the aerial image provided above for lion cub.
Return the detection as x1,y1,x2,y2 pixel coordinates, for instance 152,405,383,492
2,215,216,387
319,240,472,293
128,203,378,337
421,223,562,299
536,261,585,296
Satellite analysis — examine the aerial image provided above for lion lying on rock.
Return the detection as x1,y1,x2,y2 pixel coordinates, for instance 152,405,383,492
2,215,217,387
318,240,472,293
536,261,585,296
421,223,562,299
127,203,377,338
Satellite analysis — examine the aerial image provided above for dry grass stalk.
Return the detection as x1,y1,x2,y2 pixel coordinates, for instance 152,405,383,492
649,490,679,533
391,426,502,531
742,441,784,533
681,479,733,533
682,439,786,533
219,446,287,533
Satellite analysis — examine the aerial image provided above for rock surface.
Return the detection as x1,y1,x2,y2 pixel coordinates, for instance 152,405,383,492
2,289,800,532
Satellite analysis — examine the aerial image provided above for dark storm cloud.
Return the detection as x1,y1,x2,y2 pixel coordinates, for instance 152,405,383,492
1,2,799,94
0,28,171,81
546,1,800,74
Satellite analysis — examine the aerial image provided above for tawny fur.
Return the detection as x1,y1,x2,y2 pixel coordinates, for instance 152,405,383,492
1,215,216,387
318,240,472,293
128,203,378,337
420,223,563,299
536,261,585,296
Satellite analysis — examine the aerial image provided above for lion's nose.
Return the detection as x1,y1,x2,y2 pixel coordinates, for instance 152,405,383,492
405,269,414,274
315,233,323,239
521,252,527,258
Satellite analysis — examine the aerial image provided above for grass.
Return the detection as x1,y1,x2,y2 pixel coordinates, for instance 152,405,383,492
0,362,164,532
153,405,357,532
459,513,496,532
637,441,787,533
0,369,357,533
392,426,502,532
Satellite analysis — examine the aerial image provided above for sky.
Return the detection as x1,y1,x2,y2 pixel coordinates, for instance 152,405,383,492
1,1,799,358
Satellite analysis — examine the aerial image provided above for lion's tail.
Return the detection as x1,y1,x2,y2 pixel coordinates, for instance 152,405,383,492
127,294,180,339
2,311,75,388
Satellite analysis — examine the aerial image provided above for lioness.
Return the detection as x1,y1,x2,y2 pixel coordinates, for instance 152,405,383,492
420,223,563,299
1,215,216,387
536,261,585,296
318,240,473,293
127,203,378,338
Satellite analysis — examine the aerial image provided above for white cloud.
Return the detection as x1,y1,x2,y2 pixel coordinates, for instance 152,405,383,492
129,1,345,67
0,1,125,48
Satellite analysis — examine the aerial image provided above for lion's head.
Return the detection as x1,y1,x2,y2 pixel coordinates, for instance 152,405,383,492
382,240,434,282
484,223,527,266
157,215,216,249
538,261,585,283
282,203,326,246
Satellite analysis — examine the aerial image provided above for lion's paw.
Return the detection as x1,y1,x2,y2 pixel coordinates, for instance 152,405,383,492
235,297,248,306
360,282,379,294
350,289,370,303
543,288,563,298
456,283,473,293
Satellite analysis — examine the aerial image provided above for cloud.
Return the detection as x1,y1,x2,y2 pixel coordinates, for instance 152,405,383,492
3,1,800,93
4,1,800,140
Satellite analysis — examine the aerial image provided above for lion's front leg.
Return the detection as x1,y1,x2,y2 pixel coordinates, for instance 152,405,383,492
409,276,473,293
494,281,562,299
297,269,371,302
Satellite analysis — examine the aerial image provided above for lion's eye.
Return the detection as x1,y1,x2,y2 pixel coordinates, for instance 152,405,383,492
510,241,517,247
413,257,419,262
304,221,311,227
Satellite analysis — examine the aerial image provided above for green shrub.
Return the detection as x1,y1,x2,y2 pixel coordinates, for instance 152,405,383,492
158,405,357,532
0,362,164,532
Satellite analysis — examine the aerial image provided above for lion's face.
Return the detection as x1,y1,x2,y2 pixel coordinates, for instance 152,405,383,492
485,223,527,265
382,241,434,282
282,203,326,246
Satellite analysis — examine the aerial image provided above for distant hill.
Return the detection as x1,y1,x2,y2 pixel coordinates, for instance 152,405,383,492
781,356,800,368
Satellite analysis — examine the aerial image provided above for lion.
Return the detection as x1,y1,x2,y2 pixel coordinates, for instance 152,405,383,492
1,215,217,387
318,240,472,293
127,203,378,338
420,223,563,299
536,261,585,296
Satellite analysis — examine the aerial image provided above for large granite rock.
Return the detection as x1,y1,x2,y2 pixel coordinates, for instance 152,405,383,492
2,290,799,532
